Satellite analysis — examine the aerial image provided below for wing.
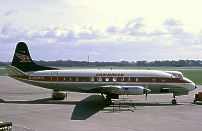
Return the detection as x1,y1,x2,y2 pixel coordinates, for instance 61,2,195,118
79,85,150,95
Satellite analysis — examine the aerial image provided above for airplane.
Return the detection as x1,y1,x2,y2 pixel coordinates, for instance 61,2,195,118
5,42,197,106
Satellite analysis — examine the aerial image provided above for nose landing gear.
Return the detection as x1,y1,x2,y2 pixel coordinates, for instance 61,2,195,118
172,94,177,104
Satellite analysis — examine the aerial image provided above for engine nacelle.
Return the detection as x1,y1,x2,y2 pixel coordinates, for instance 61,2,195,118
117,86,150,95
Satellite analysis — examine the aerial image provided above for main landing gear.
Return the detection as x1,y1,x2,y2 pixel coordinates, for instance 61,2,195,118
101,93,178,105
172,94,177,104
101,93,118,106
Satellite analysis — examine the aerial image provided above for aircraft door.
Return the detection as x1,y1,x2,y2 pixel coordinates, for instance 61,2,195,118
51,72,58,87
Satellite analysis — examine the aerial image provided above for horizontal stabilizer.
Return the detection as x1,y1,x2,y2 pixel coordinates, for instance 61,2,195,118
5,65,28,77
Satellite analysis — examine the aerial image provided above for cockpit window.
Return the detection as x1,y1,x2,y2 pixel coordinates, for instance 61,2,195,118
172,74,183,79
178,74,183,79
166,71,183,79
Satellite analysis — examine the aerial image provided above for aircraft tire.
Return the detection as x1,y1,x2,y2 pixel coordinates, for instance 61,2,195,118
172,99,177,104
104,99,112,106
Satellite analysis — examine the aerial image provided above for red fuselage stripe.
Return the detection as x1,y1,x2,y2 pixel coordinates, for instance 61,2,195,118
13,76,191,83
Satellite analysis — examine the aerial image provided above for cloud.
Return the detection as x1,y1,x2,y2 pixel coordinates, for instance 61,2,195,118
106,26,120,33
1,16,202,62
0,23,27,43
163,18,184,27
4,9,18,16
78,25,103,39
0,24,105,46
125,18,146,30
0,0,202,62
107,18,167,37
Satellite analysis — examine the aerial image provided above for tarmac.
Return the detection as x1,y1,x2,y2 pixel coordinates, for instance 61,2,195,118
0,76,202,131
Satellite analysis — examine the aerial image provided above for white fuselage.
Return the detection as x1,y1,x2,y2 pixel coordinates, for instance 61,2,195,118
12,69,196,95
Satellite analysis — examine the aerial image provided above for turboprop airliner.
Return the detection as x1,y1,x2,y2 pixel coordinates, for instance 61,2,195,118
6,42,197,105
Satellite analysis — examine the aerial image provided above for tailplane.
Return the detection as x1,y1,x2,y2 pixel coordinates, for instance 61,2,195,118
11,42,57,72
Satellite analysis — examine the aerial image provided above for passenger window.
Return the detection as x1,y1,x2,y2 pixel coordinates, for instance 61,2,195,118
128,77,131,82
68,77,72,81
90,77,94,82
82,77,86,81
75,77,78,81
153,78,156,82
113,77,117,82
121,77,124,82
98,77,102,82
61,77,65,81
161,78,165,82
105,77,109,82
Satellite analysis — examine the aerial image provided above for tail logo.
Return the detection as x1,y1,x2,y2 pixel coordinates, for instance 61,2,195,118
15,53,31,62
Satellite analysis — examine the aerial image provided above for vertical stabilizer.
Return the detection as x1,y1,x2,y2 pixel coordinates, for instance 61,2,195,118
11,42,57,72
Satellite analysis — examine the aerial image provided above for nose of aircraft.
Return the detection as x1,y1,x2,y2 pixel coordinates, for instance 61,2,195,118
183,77,197,91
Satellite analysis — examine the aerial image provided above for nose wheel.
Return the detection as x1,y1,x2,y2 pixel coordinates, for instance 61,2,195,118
172,98,177,104
172,95,177,104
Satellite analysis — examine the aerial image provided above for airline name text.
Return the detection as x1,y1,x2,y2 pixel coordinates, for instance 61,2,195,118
95,73,124,76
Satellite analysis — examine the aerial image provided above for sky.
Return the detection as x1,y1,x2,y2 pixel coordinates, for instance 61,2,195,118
1,0,202,62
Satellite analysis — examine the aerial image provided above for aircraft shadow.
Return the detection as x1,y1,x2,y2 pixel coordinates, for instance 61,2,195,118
0,98,5,103
70,95,105,120
0,95,105,120
0,97,78,105
0,96,186,120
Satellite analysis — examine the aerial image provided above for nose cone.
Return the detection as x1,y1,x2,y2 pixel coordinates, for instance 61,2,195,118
184,77,196,91
195,85,197,89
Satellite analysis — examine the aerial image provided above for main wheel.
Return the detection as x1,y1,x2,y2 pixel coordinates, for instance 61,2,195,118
104,99,112,106
172,99,177,104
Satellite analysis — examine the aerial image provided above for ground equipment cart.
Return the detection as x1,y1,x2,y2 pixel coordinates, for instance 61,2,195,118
194,92,202,103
